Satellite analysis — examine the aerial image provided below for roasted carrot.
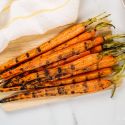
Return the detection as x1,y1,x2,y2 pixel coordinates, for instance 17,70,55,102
0,37,104,81
0,13,107,73
2,53,99,87
0,86,21,92
0,68,112,92
1,40,121,86
2,46,102,88
48,45,102,68
3,53,116,88
4,54,116,88
5,40,121,88
23,68,112,89
65,55,117,77
0,79,112,103
18,55,116,84
42,30,96,57
0,24,85,73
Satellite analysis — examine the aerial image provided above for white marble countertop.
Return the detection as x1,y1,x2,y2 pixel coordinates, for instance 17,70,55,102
0,0,125,125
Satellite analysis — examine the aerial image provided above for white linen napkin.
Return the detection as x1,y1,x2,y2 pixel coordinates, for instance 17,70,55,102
0,0,80,52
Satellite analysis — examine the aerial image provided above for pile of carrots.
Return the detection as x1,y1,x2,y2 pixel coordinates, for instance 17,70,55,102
0,13,125,103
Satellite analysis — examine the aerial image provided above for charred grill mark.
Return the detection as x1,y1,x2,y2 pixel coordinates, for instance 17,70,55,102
37,78,42,82
9,95,17,102
55,67,63,80
37,47,41,53
62,72,67,76
24,91,30,95
0,98,8,103
46,60,50,65
20,85,25,90
47,76,53,80
32,92,36,98
72,50,76,55
15,58,19,63
85,75,88,81
98,79,104,89
82,81,88,93
34,85,39,89
9,70,12,74
26,53,30,58
21,79,25,84
98,71,101,78
1,62,20,74
58,55,63,60
58,86,65,95
75,51,80,55
100,70,106,77
70,64,75,70
71,91,75,94
35,73,45,83
6,88,12,91
2,80,10,88
58,67,62,74
72,79,76,83
20,68,24,72
44,69,49,77
19,73,25,77
55,74,62,80
84,41,88,50
36,72,39,78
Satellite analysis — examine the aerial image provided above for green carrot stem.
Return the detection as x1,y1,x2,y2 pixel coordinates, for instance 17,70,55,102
102,46,125,57
103,41,125,49
87,21,113,32
95,22,115,30
116,53,125,61
111,64,125,97
105,34,125,42
111,83,116,98
82,12,111,26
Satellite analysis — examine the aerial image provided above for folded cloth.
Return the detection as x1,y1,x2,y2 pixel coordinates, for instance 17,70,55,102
0,0,80,53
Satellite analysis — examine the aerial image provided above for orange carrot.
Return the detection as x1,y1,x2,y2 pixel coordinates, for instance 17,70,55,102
3,54,116,88
17,54,116,85
48,45,102,68
0,13,108,73
0,86,21,92
23,68,112,90
0,68,112,92
0,24,86,73
42,30,96,57
3,46,102,88
0,37,104,81
0,79,112,103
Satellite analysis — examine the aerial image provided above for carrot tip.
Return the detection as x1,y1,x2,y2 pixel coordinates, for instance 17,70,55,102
0,99,6,103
